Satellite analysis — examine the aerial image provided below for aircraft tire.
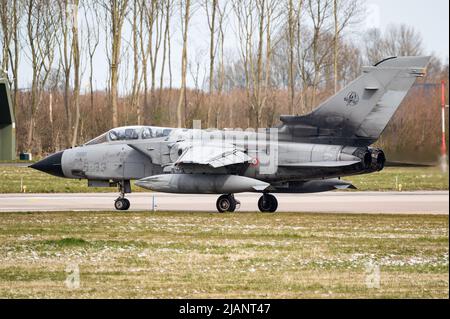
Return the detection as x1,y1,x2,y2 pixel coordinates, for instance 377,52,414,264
216,194,237,213
122,198,130,210
115,198,130,211
258,194,278,213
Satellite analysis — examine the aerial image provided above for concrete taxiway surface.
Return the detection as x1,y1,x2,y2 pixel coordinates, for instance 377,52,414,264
0,191,448,214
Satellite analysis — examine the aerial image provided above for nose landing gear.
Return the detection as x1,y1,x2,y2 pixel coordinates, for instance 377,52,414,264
115,180,131,211
115,197,130,210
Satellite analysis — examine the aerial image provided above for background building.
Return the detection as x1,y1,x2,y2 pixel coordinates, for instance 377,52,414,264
0,79,15,160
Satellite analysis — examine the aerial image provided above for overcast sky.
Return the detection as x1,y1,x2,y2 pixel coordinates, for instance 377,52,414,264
366,0,449,61
16,0,450,91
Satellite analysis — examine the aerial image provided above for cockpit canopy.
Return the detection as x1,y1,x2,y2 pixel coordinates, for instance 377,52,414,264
109,127,140,141
140,127,172,139
85,126,173,145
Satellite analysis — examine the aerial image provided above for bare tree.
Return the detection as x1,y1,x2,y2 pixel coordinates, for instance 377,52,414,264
286,0,297,114
137,0,150,123
147,0,164,121
103,0,129,127
25,0,58,151
363,28,383,64
57,0,74,146
176,0,190,127
214,0,228,127
260,0,282,126
333,0,338,93
299,0,359,110
130,1,142,124
364,24,424,65
295,0,305,113
232,0,281,127
0,0,21,115
71,0,80,147
232,0,253,127
333,0,360,93
308,0,332,108
216,1,227,95
5,0,447,159
383,24,423,57
11,0,21,115
254,0,265,127
206,0,218,95
159,0,174,109
204,0,218,126
0,1,12,76
83,2,100,112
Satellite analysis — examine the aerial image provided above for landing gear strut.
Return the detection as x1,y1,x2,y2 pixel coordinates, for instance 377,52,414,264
258,194,278,213
216,194,240,213
115,180,131,211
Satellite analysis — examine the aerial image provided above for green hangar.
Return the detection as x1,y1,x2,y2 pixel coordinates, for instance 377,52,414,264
0,78,15,161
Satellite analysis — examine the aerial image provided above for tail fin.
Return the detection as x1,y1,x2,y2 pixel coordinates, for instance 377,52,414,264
280,56,431,146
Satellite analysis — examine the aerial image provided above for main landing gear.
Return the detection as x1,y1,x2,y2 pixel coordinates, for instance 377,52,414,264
216,194,241,213
215,193,278,213
257,193,278,213
115,180,131,211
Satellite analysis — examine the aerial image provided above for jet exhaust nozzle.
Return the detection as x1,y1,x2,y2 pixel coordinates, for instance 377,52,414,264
135,174,270,194
344,147,372,169
369,148,386,171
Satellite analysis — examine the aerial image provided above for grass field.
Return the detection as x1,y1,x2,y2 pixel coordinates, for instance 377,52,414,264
0,165,448,193
0,211,447,298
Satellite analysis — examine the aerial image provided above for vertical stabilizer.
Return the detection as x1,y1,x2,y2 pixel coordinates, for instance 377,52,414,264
280,56,431,146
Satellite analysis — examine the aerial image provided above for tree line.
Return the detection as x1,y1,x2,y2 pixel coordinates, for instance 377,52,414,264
0,0,448,161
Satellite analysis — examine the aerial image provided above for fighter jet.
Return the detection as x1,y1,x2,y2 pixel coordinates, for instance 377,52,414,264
30,56,430,213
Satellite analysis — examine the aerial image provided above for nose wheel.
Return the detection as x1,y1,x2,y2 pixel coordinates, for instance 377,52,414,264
115,180,131,211
258,194,278,213
216,194,240,213
115,198,130,210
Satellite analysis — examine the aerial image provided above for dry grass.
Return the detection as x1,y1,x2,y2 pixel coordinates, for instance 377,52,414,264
347,167,449,191
0,211,447,298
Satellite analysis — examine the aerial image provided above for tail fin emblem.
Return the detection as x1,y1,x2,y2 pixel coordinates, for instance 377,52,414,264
344,91,359,106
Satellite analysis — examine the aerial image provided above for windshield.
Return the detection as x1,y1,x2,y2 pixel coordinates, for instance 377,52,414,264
85,133,108,145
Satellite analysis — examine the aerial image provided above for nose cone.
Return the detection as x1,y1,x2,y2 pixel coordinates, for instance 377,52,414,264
29,151,65,177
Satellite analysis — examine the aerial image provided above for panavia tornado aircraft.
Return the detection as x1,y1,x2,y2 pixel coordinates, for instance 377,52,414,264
30,56,430,213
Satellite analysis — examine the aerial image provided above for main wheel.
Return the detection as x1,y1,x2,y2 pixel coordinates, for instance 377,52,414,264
258,194,278,213
122,198,130,210
115,198,130,211
216,194,237,213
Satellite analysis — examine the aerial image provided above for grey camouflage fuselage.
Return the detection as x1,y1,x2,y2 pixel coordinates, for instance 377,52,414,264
30,56,430,212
